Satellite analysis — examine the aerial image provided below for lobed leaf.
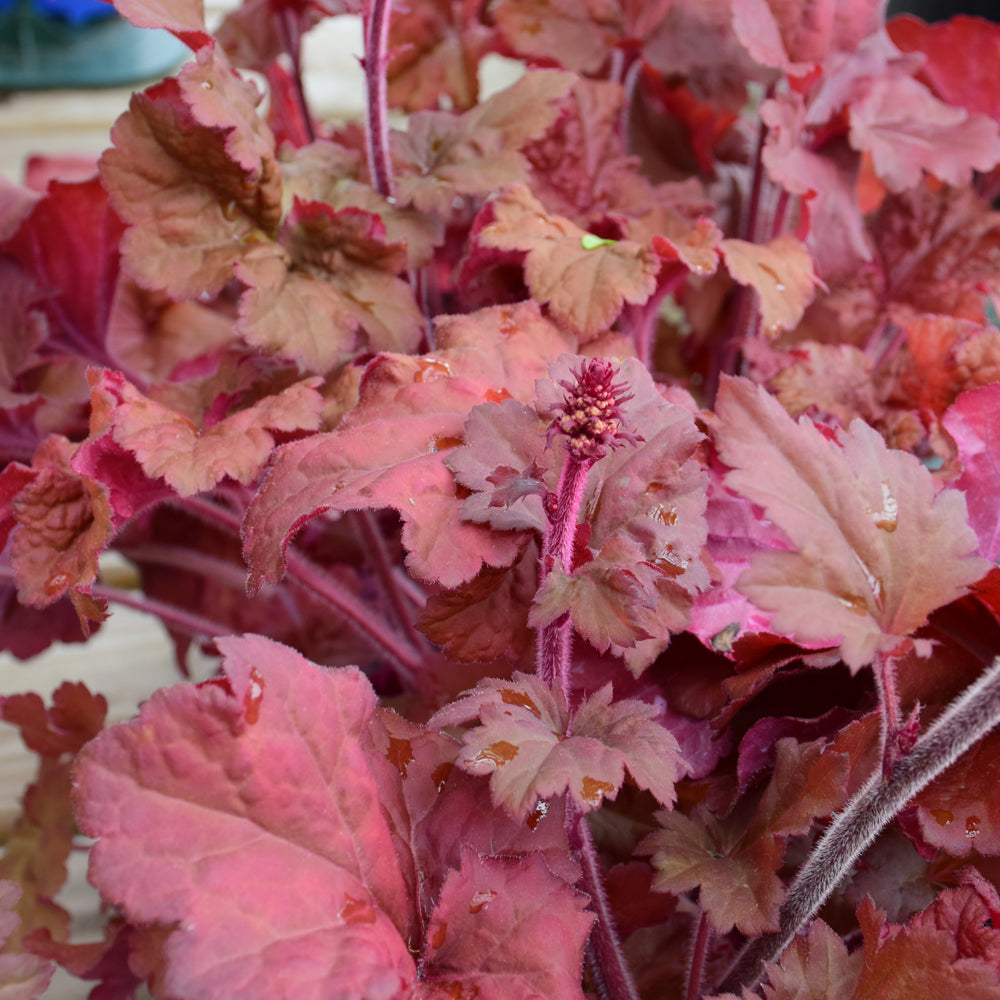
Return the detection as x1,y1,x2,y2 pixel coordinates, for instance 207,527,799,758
430,673,682,819
100,47,280,299
477,184,660,338
418,848,593,1000
91,368,323,496
73,634,417,1000
713,377,990,669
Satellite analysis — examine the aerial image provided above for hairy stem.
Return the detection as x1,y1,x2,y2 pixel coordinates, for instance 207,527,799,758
536,453,593,698
569,804,641,1000
718,654,1000,995
364,0,395,199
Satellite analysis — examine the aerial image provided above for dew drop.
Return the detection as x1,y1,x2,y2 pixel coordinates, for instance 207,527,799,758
339,894,377,925
386,195,397,205
415,356,452,382
44,572,72,596
469,889,497,914
221,200,240,222
931,808,954,826
649,504,677,527
872,481,898,532
243,666,265,724
431,761,453,793
581,776,616,806
201,80,212,90
966,815,981,839
427,433,464,453
526,800,549,831
386,735,414,778
837,593,869,616
473,740,518,767
483,387,513,404
500,687,541,718
774,282,786,292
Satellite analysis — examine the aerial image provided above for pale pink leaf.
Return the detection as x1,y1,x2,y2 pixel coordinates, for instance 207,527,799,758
943,384,1000,561
418,848,593,1000
73,634,417,1000
713,377,990,669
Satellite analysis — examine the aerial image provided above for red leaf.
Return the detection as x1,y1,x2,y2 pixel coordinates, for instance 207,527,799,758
713,377,990,669
754,917,861,1000
393,69,576,217
719,234,821,337
731,0,882,73
91,368,323,496
73,634,417,1000
943,384,1000,562
418,848,593,1000
889,14,1000,123
853,889,1000,999
914,727,1000,857
386,0,494,113
111,0,212,48
236,200,423,372
243,302,575,590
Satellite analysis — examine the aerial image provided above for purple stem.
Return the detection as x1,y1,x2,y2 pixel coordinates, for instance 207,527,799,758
356,510,428,652
276,5,315,144
89,582,231,642
536,453,594,699
684,911,711,1000
717,654,1000,995
364,0,395,199
569,804,641,1000
181,496,424,685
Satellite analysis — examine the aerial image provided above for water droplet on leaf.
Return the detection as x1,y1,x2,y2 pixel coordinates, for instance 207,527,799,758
473,741,518,767
469,889,497,914
44,572,71,596
966,815,981,838
243,667,265,724
386,736,414,778
931,808,954,826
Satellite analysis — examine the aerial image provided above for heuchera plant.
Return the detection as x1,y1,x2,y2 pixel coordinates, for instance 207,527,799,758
6,0,1000,996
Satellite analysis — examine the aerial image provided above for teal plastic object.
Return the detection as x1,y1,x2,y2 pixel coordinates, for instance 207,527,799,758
0,0,189,89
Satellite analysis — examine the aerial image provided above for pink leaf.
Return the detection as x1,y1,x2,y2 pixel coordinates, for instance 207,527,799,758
243,302,575,590
73,634,417,1000
943,384,1000,562
430,673,681,818
91,369,323,496
418,848,593,1000
713,377,990,669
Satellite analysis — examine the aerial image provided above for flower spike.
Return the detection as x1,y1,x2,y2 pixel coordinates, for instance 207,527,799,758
550,358,643,461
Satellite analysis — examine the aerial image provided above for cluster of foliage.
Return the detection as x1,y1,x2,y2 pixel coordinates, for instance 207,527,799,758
5,0,1000,996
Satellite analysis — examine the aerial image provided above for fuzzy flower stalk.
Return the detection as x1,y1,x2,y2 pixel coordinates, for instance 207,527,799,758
536,357,644,1000
536,358,641,704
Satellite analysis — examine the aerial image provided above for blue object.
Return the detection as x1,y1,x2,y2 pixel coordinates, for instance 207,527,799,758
0,0,188,88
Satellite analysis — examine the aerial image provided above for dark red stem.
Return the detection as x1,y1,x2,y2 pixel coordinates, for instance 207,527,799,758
276,5,315,144
569,804,641,1000
684,911,711,1000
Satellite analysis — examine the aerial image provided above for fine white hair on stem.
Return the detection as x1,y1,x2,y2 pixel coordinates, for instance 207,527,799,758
719,654,1000,995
